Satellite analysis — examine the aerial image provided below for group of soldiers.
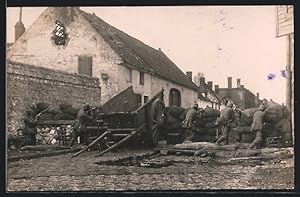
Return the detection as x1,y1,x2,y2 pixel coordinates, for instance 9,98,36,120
182,101,266,149
23,104,93,147
23,100,266,149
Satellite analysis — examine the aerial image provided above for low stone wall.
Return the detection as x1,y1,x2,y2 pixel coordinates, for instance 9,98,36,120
7,60,101,136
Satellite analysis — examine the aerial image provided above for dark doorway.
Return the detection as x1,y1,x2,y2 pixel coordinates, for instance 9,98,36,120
169,88,181,107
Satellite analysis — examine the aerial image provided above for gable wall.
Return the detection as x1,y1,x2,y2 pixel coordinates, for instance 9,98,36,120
8,7,123,104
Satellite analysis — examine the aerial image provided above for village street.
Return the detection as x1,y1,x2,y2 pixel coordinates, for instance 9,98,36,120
7,148,294,191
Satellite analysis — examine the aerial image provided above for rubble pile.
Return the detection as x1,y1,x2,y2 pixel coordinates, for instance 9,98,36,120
36,126,73,145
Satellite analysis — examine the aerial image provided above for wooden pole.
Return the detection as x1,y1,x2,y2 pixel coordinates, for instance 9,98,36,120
286,35,292,114
71,131,109,158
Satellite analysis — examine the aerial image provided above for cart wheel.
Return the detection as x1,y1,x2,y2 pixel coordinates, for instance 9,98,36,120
150,99,165,146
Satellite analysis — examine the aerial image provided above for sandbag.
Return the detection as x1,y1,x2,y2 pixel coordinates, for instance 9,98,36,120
193,135,216,143
36,102,51,111
241,133,256,143
263,129,278,137
204,121,218,128
59,103,73,113
194,127,210,135
54,113,76,120
38,113,54,120
48,108,63,115
202,116,217,123
167,106,186,119
167,121,183,131
237,116,253,126
242,108,258,118
265,107,285,122
64,107,79,116
203,106,220,118
275,118,291,133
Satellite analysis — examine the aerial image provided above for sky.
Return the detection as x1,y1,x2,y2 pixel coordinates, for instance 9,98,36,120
6,6,290,104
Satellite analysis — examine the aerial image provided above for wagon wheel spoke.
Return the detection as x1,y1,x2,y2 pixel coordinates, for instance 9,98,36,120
152,124,158,131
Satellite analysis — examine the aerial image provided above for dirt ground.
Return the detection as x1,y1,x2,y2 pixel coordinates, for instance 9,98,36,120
7,147,294,191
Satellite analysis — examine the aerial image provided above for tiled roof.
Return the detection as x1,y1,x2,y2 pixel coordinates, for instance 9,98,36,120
199,82,224,104
80,9,199,91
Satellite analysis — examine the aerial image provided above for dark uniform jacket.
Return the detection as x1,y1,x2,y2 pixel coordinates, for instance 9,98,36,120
73,109,92,131
23,115,38,135
216,106,235,126
182,108,197,129
251,110,265,131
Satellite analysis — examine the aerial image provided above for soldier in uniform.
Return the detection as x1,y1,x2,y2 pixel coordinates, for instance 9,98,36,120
182,103,200,142
215,101,235,145
23,109,39,146
69,104,93,147
248,104,266,149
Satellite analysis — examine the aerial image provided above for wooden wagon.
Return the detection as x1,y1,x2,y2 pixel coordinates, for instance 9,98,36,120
72,88,166,157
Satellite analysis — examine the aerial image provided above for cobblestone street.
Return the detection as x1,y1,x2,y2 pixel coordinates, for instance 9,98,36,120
7,148,294,191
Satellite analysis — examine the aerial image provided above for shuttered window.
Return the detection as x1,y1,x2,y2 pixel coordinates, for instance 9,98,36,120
78,56,93,76
139,72,144,85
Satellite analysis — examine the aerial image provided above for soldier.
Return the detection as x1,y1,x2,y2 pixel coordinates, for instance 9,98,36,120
248,104,266,149
182,103,199,142
69,104,93,147
22,109,39,146
215,101,235,145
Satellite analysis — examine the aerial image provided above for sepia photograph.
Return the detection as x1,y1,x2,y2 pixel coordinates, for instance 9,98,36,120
6,5,294,191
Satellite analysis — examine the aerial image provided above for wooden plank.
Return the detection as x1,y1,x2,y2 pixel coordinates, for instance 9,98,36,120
96,124,145,157
72,131,109,157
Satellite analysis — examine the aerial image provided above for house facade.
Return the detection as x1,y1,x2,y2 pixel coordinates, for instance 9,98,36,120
217,77,260,110
197,77,224,110
8,7,198,108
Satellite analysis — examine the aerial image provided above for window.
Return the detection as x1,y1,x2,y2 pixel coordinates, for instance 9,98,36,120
135,93,142,107
144,95,149,104
129,69,132,82
78,56,92,76
139,72,144,85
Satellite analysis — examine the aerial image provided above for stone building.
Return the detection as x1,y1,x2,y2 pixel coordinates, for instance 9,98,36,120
217,77,261,110
8,7,199,108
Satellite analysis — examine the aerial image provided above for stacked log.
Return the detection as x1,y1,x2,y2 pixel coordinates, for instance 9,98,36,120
172,142,261,158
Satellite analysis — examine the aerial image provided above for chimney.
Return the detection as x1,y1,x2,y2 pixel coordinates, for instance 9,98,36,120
15,7,25,41
256,93,259,99
227,77,232,88
186,71,192,81
200,77,205,84
237,78,241,88
207,81,213,90
214,85,219,94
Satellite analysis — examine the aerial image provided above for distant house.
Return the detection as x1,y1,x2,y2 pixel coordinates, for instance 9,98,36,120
197,77,225,110
7,7,199,108
217,77,261,110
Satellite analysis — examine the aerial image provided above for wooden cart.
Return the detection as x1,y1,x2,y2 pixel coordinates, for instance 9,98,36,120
72,88,166,157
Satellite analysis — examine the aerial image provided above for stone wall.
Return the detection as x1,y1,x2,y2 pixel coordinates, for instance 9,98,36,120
7,60,101,136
